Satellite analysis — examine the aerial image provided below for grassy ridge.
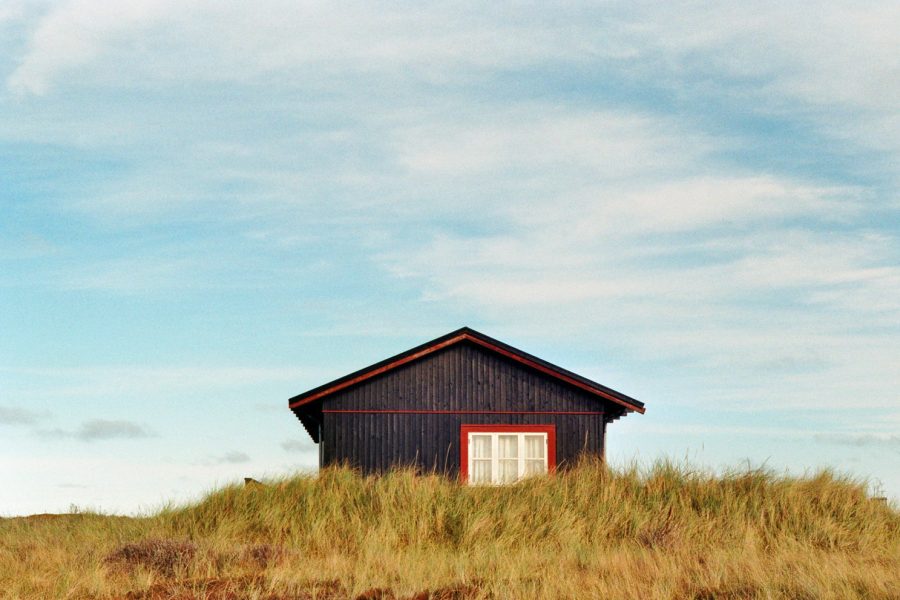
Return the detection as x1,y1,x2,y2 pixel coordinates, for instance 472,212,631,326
1,459,898,599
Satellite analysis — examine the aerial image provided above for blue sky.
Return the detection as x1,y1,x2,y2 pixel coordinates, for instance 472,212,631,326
1,1,899,515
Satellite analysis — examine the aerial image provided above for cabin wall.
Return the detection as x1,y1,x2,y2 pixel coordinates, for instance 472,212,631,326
319,342,606,475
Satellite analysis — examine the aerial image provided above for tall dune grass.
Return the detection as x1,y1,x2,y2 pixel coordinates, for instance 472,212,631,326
1,459,898,599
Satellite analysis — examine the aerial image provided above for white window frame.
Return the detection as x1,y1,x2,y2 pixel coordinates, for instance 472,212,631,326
466,431,549,485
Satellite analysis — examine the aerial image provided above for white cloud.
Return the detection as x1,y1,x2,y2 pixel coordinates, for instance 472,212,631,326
377,158,900,411
281,438,313,452
383,106,864,236
0,2,27,25
506,175,859,238
644,3,900,164
57,255,199,293
7,2,646,95
599,177,856,233
2,365,316,401
385,197,886,312
813,433,900,449
412,226,898,319
39,418,155,441
210,451,250,464
76,419,153,441
9,3,898,147
7,0,184,95
633,423,900,443
622,3,900,113
394,111,711,179
9,2,897,114
0,405,43,426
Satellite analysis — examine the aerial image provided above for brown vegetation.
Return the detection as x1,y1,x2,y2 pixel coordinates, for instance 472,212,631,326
104,539,197,577
1,459,898,599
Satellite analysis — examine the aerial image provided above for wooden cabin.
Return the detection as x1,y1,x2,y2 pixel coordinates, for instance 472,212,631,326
289,327,645,483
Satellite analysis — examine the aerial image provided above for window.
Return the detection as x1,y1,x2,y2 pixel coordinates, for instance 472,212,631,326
460,425,556,484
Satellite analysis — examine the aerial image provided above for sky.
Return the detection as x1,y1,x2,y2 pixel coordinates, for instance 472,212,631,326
1,1,899,516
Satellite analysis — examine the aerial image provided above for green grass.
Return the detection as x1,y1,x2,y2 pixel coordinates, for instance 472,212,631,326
2,458,898,599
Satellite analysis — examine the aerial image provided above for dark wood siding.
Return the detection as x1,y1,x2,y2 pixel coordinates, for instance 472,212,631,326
319,342,607,475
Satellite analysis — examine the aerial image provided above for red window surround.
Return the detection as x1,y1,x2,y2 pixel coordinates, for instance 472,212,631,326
459,424,557,483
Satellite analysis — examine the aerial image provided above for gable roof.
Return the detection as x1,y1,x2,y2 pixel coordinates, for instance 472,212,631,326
289,327,645,414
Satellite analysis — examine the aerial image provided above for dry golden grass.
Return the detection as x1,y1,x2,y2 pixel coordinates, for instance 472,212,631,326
1,459,898,599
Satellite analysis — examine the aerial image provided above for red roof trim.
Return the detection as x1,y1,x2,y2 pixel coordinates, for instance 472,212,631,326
289,330,645,414
289,334,467,408
460,334,645,414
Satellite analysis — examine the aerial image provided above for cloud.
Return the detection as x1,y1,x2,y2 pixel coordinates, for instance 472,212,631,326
377,182,900,412
0,405,43,426
384,209,889,313
814,434,900,449
57,482,89,489
394,111,712,179
637,424,900,446
6,2,614,94
39,419,154,441
8,2,898,160
3,366,314,401
211,451,250,464
76,419,154,441
0,2,27,26
584,177,856,234
7,0,182,95
281,439,313,452
56,256,198,294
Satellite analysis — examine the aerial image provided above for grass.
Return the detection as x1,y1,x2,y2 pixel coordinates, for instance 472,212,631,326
1,458,898,599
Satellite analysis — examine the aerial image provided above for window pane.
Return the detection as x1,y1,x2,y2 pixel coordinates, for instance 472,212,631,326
498,435,518,459
525,459,546,476
525,435,544,459
499,459,518,483
471,435,491,459
472,459,492,484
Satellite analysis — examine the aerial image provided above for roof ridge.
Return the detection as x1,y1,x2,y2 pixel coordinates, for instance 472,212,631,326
288,327,645,414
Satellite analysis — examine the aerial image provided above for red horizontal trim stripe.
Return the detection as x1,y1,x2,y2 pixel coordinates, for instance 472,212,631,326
323,409,604,415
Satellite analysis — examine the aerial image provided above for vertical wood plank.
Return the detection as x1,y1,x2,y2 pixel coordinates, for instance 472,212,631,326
315,342,625,475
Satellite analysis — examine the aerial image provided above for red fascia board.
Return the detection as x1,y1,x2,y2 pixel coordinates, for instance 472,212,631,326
460,424,557,483
289,332,644,414
460,334,645,414
289,334,466,408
